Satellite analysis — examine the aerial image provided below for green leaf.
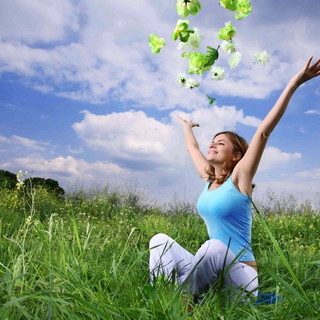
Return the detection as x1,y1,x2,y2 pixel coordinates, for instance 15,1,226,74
172,19,194,42
187,1,201,15
304,260,320,265
176,1,189,17
220,0,238,11
149,34,166,54
218,22,236,40
207,95,216,104
182,51,192,59
176,0,201,17
235,0,252,20
204,46,219,67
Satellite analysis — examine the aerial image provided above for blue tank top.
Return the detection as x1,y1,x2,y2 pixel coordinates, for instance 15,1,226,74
196,175,255,261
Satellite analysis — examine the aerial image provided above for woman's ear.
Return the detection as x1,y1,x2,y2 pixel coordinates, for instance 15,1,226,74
233,151,242,162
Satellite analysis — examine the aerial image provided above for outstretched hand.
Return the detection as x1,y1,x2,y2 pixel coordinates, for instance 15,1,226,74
292,57,320,87
177,115,200,128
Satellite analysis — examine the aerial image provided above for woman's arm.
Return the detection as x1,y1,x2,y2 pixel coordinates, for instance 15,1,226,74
177,116,209,181
234,57,320,189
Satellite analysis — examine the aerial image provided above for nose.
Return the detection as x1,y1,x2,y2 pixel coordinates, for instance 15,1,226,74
209,142,217,149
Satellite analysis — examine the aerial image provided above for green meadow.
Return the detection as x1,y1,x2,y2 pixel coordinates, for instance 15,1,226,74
0,184,319,319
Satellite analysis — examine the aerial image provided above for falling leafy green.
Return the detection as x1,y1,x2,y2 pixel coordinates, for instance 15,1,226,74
235,0,252,20
182,46,219,75
148,0,262,104
148,34,166,54
203,46,219,67
207,95,216,104
219,0,238,11
182,52,208,75
220,0,252,20
218,21,236,40
176,0,201,18
172,19,195,42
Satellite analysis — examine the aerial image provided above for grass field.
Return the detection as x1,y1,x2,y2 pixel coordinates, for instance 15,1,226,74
0,184,319,319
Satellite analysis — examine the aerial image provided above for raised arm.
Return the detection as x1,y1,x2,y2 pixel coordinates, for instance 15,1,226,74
235,57,320,187
177,116,209,182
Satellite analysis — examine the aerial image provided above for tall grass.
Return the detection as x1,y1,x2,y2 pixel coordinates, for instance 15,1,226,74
0,184,319,319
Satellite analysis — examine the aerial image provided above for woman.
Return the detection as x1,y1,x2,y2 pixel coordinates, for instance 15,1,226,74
149,57,320,300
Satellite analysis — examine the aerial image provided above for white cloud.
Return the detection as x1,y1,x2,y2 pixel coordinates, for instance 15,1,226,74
305,110,320,115
0,134,49,151
254,167,320,204
0,155,124,186
67,146,84,154
258,146,302,172
253,180,320,205
0,1,319,107
72,109,180,165
0,0,79,44
72,105,261,170
295,168,320,180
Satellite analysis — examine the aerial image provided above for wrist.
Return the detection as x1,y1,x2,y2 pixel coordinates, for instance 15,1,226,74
287,78,300,91
183,124,193,131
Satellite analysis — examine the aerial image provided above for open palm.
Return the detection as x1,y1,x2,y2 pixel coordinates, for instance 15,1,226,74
293,57,320,86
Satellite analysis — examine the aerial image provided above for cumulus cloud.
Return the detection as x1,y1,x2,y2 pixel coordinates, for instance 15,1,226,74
0,134,49,151
72,105,261,171
0,0,79,44
0,0,319,107
258,146,302,172
0,155,124,186
72,109,181,167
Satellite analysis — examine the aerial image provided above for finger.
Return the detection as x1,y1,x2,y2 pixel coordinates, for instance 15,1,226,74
312,58,320,71
304,56,313,72
314,70,320,77
309,57,320,71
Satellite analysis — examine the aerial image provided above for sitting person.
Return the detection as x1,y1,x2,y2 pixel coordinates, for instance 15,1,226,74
149,57,320,300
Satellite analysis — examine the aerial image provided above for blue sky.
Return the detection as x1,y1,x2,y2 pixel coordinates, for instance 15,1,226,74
1,0,320,204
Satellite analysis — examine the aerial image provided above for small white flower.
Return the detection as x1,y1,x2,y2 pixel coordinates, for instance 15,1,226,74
229,51,242,69
177,42,187,50
211,66,225,80
177,28,202,51
188,28,202,51
186,78,200,89
176,74,188,87
254,51,270,66
221,40,236,54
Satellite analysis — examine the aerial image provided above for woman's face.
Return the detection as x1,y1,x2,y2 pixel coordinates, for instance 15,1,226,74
207,134,237,164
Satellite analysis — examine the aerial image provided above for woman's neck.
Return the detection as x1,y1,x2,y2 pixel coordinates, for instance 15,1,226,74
212,165,228,182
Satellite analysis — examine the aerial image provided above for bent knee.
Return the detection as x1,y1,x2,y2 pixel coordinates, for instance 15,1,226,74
199,239,231,258
149,233,173,249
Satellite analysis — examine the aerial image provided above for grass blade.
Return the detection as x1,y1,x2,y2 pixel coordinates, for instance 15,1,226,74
251,199,313,309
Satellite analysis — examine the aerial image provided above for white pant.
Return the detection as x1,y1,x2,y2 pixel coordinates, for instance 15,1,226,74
149,233,258,298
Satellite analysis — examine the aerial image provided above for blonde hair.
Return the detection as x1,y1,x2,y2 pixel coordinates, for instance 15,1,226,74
206,131,248,184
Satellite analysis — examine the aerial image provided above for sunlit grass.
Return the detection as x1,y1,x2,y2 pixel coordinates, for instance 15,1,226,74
0,185,319,319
